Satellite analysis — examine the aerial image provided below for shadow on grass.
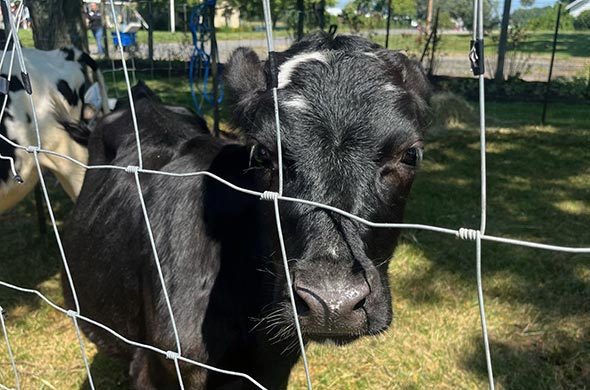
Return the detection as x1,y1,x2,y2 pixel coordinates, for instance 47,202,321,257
518,32,590,58
397,110,590,386
403,123,590,312
80,351,129,390
0,176,74,313
463,334,590,390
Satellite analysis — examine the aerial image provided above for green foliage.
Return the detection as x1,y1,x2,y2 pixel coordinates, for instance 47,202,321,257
573,10,590,30
348,0,416,17
528,5,575,31
416,0,499,29
226,0,335,22
339,0,416,33
435,10,457,30
511,6,552,28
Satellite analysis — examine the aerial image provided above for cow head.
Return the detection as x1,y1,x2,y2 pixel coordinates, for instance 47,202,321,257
224,32,431,347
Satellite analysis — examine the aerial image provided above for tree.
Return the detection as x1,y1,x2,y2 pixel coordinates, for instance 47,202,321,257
349,0,416,17
511,6,549,28
528,5,574,31
495,0,512,81
573,10,590,30
24,0,88,51
417,0,498,29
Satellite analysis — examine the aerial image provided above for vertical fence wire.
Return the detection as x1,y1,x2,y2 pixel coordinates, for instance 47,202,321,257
0,6,20,180
107,3,188,385
262,0,285,196
1,2,97,386
108,0,143,168
476,234,495,390
472,0,494,388
270,194,313,390
0,306,20,390
261,0,312,388
3,1,40,148
108,0,185,384
70,313,96,390
132,169,185,389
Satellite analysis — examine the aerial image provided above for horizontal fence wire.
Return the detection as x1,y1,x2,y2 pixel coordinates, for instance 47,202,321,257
0,280,270,390
1,0,590,389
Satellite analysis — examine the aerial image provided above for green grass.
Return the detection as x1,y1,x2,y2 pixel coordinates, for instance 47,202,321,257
0,87,589,389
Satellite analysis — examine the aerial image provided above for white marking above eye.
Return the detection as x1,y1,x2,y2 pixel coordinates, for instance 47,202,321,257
278,51,328,89
282,96,309,111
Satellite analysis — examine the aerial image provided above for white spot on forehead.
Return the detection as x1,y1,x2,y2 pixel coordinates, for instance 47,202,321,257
277,51,328,89
363,52,379,59
383,83,397,92
282,96,309,111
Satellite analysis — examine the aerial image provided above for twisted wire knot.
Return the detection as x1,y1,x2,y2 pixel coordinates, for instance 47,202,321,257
260,191,279,201
66,310,77,318
125,165,140,174
25,146,40,153
456,228,479,241
166,351,180,360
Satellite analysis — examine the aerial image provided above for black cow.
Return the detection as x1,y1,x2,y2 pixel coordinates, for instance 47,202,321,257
63,32,431,389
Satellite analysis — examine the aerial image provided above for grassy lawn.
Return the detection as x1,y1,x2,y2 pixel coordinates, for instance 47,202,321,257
0,81,589,389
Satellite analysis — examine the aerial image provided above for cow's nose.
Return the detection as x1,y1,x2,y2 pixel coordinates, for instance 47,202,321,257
293,279,369,334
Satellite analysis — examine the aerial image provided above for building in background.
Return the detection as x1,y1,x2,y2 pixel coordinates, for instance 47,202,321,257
566,0,590,17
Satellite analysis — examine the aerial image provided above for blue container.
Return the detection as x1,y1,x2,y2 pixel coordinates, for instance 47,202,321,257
111,32,136,47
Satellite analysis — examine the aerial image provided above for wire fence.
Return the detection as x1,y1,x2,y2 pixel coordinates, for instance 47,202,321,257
1,0,589,389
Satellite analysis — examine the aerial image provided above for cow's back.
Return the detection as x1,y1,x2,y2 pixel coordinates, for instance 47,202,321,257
62,97,220,357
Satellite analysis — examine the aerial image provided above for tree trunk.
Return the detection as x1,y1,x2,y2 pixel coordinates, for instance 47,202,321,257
24,0,88,51
296,0,304,41
495,0,512,82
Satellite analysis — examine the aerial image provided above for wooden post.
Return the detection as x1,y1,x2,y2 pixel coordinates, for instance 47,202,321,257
297,0,304,41
385,0,392,48
495,0,512,82
426,0,433,34
148,0,154,78
101,0,109,59
428,8,439,77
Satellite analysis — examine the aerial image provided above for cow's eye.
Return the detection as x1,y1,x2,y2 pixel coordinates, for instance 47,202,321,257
250,144,273,168
401,147,423,167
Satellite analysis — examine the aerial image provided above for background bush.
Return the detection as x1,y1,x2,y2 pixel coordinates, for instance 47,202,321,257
573,10,590,30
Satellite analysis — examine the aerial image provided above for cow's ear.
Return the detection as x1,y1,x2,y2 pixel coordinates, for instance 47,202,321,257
375,50,432,129
203,144,260,237
224,48,266,123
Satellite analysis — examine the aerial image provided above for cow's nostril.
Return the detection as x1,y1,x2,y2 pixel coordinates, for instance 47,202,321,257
352,297,366,311
294,289,311,316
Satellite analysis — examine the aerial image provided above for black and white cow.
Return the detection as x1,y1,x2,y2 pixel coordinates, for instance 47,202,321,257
63,32,432,389
0,46,101,213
